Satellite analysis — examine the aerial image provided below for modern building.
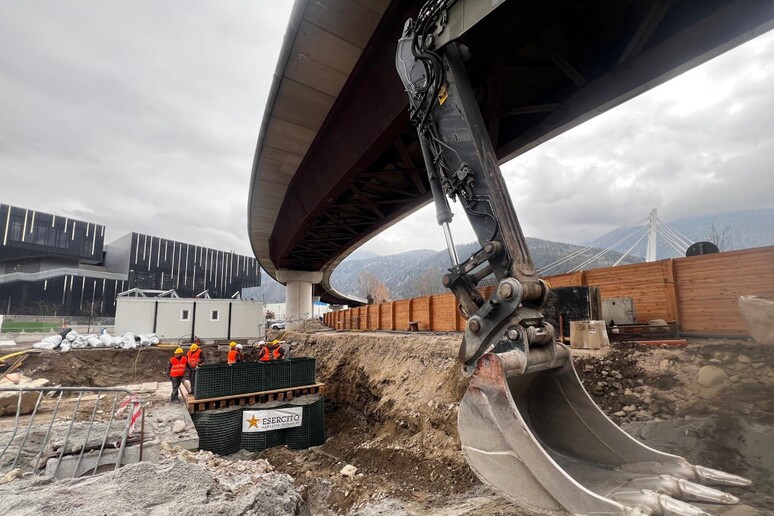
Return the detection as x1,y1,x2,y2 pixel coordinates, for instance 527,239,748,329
0,203,261,317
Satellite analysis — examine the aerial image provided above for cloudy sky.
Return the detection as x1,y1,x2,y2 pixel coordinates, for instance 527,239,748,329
1,3,772,260
1,1,293,256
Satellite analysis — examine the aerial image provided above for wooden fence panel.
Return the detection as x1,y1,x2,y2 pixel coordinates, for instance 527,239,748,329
675,247,774,334
545,272,577,288
412,297,429,330
584,261,670,323
431,294,457,331
394,300,409,331
372,305,379,330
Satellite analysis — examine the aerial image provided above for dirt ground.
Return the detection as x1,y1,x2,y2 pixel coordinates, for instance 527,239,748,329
17,345,233,386
5,330,774,515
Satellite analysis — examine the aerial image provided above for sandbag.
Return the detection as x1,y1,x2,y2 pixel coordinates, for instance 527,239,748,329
60,340,72,352
33,335,62,350
33,340,58,350
120,336,138,349
100,334,113,347
139,334,159,346
87,336,103,347
66,330,78,342
71,336,89,348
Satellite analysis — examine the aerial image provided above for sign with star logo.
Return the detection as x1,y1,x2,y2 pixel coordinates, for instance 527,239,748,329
242,407,304,432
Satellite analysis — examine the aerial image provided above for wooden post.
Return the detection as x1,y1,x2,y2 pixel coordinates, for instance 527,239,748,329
662,259,680,327
390,302,396,330
408,298,413,330
573,270,585,286
427,295,433,331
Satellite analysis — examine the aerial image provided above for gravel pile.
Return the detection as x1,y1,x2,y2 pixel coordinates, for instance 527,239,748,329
574,347,677,424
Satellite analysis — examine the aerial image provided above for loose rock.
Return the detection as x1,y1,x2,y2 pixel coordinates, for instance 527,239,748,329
0,469,22,485
697,365,728,388
341,464,358,477
172,419,186,433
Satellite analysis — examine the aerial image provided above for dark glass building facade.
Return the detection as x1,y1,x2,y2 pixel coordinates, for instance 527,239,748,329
105,232,261,299
0,204,260,317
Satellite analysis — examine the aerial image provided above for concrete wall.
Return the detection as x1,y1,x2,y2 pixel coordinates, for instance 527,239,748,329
115,298,264,340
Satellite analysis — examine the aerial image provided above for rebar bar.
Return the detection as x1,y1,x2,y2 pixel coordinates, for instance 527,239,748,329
32,390,64,472
74,391,102,477
92,393,119,476
11,390,45,469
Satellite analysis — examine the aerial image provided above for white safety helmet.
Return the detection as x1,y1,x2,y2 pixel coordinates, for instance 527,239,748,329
235,344,243,350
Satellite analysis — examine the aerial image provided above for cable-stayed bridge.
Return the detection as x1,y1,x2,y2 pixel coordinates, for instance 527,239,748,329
538,209,698,275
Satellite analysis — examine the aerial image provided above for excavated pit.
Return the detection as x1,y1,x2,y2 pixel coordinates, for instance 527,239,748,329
6,331,774,514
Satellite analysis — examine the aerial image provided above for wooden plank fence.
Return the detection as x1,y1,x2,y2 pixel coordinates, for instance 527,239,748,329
324,246,774,336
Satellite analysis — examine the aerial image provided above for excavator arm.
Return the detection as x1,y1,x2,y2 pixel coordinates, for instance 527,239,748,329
395,3,750,514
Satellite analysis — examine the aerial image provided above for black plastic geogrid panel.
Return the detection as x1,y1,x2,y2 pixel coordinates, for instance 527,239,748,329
193,364,232,399
260,360,291,391
231,362,262,395
192,407,242,455
289,358,316,387
286,397,325,450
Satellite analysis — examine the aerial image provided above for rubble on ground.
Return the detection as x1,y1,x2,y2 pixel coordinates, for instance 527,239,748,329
0,444,307,516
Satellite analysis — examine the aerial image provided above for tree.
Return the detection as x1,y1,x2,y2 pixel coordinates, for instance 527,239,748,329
33,300,61,317
80,298,103,333
708,223,732,251
415,267,442,297
265,309,276,320
358,270,390,304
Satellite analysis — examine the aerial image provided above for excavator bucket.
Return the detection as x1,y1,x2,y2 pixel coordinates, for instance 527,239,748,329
458,350,750,515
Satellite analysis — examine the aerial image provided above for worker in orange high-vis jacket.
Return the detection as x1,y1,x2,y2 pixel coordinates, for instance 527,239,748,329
186,342,205,392
167,348,189,402
258,339,286,362
227,341,241,365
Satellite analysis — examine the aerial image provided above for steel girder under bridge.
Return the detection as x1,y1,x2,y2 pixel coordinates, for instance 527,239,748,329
248,0,774,305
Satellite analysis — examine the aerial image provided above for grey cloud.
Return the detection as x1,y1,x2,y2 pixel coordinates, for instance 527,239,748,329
0,1,293,256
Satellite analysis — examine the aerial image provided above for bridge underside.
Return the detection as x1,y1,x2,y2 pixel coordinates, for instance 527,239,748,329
249,0,774,305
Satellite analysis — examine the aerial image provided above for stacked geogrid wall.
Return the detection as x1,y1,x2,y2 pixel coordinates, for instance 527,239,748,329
190,358,324,454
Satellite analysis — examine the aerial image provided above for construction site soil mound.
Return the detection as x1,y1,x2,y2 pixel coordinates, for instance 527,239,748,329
6,331,773,514
17,346,226,387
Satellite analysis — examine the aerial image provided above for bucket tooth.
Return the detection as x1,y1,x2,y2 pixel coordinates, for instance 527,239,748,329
612,489,713,516
457,349,750,515
632,476,739,505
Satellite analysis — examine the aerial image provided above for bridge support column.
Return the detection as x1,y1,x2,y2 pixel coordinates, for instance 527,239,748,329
276,270,323,330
